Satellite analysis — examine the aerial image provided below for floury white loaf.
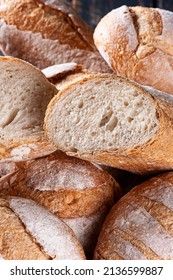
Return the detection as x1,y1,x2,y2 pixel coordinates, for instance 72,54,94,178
0,0,111,73
0,196,86,260
0,151,122,257
94,172,173,260
44,73,173,174
0,56,58,161
94,5,173,94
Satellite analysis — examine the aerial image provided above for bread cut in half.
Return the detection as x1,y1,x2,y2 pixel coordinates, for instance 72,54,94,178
0,56,58,162
0,195,86,260
0,151,122,258
42,62,83,83
94,5,173,94
94,172,173,260
42,62,88,91
44,73,173,174
0,0,111,73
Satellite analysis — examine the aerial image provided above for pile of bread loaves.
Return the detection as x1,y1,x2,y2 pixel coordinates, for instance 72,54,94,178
0,0,173,260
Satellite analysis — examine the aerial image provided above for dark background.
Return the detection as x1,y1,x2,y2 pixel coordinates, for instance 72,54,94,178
0,0,172,55
69,0,173,27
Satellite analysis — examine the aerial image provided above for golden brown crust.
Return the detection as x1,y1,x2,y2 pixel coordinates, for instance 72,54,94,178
0,151,121,218
0,0,95,51
0,196,50,260
94,5,173,94
44,73,173,175
0,0,112,72
94,172,173,260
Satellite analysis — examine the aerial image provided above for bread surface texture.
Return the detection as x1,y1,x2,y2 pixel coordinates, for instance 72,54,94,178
0,56,57,161
42,62,88,91
0,151,121,257
44,73,173,174
0,195,86,260
94,172,173,260
94,5,173,94
0,0,111,72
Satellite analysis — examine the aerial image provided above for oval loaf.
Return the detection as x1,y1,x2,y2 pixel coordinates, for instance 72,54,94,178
0,195,86,260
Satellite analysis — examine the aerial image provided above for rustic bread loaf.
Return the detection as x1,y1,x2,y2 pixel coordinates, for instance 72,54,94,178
0,151,122,257
0,0,111,73
44,73,173,174
94,172,173,260
42,62,83,84
0,195,86,260
42,62,88,91
94,5,173,94
0,56,57,162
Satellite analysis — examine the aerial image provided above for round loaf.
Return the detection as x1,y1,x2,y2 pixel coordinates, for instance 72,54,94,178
0,195,86,260
0,151,122,257
0,56,57,162
94,6,173,94
94,172,173,260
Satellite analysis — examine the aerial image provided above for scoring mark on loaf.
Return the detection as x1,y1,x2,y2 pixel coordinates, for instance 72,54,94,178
10,198,85,260
110,227,159,260
116,201,173,259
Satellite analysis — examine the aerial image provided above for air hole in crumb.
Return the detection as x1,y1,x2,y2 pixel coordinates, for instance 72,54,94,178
78,100,83,108
105,81,112,85
99,110,113,127
91,132,97,136
106,116,118,131
127,117,133,123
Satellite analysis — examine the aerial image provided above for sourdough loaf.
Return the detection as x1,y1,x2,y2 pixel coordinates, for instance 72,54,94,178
94,172,173,260
0,56,57,161
0,195,86,260
94,5,173,94
0,151,122,257
0,0,111,73
44,73,173,174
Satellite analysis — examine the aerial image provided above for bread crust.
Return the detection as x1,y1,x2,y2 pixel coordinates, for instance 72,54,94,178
94,172,173,260
44,73,173,174
0,151,120,218
0,151,121,257
0,0,111,72
0,195,86,259
94,5,173,94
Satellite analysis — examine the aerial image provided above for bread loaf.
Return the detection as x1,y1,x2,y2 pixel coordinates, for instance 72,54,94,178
0,0,111,73
0,195,86,259
42,62,88,91
94,5,173,94
0,151,122,257
42,62,83,84
44,73,173,174
94,172,173,260
0,56,57,162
